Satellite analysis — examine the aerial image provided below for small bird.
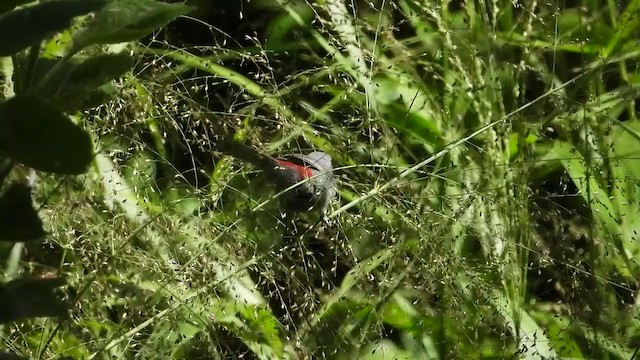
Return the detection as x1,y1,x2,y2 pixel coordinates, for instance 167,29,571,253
219,141,335,213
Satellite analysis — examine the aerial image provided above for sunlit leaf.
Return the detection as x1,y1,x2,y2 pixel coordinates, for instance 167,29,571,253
601,0,640,58
373,74,442,148
71,0,192,52
360,339,411,360
0,0,105,56
16,54,131,110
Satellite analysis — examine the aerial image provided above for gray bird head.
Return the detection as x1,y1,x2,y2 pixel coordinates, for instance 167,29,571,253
293,152,332,172
287,151,335,213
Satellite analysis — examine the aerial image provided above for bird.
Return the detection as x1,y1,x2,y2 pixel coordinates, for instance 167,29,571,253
218,141,335,214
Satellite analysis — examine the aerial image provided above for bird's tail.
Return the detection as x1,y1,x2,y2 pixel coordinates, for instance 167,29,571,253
219,141,277,170
218,140,294,189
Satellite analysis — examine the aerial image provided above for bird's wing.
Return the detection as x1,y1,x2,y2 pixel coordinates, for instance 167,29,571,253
288,152,332,172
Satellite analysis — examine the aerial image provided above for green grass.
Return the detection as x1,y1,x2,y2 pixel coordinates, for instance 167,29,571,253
5,0,640,358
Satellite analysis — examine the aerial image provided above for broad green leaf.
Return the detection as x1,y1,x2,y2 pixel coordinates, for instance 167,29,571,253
601,0,640,59
609,120,640,255
550,142,620,238
0,0,33,15
0,182,45,242
507,133,538,158
360,340,411,360
550,141,637,275
380,294,418,331
11,55,71,94
483,287,558,359
16,54,131,110
265,5,313,46
56,83,118,111
61,53,133,91
553,8,614,46
612,120,640,189
40,331,91,359
43,54,131,110
529,308,584,358
211,302,284,359
71,0,192,52
0,0,106,56
384,102,443,148
0,96,93,174
373,74,442,148
0,277,67,323
42,26,74,58
238,304,284,357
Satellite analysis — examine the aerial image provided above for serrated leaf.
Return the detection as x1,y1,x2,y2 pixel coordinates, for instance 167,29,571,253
0,0,106,56
14,55,127,111
0,96,93,174
64,53,133,89
71,0,192,52
40,54,130,110
0,183,45,242
0,277,67,323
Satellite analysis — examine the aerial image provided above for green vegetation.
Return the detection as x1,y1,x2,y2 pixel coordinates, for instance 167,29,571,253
1,0,640,358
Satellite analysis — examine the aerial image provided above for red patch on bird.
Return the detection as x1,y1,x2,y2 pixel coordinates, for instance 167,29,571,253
276,159,314,179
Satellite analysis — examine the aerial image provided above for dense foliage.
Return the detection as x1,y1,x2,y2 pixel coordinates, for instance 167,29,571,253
1,0,640,358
